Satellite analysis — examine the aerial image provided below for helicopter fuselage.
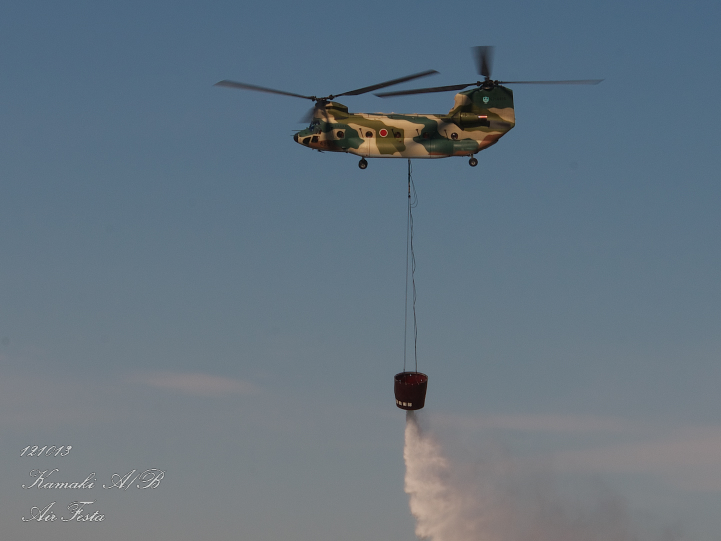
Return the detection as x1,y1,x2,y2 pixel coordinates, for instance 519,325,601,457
293,86,515,159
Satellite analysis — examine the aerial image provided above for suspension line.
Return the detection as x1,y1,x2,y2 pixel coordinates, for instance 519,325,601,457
403,159,418,373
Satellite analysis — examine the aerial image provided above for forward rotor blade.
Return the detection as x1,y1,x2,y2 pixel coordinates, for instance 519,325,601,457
499,79,604,85
214,80,316,100
299,106,316,124
335,70,439,98
376,82,475,97
300,103,329,123
472,46,494,79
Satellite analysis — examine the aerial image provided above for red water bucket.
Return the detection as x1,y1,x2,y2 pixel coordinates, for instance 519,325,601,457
394,371,428,410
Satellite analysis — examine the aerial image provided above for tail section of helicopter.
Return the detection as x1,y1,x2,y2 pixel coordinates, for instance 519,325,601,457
292,86,514,161
447,85,515,153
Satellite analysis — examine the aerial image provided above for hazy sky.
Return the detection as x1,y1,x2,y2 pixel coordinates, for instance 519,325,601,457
2,1,721,540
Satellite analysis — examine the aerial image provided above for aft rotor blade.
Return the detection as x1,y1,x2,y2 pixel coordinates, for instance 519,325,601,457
499,79,604,85
472,46,494,79
335,70,439,97
214,80,316,100
376,82,475,97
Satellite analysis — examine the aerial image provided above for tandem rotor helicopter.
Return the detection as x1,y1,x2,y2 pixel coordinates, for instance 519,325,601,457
215,47,602,169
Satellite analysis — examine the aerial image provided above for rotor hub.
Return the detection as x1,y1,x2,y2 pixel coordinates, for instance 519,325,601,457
480,79,496,91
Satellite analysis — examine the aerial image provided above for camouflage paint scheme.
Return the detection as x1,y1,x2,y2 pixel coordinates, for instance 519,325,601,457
293,86,515,159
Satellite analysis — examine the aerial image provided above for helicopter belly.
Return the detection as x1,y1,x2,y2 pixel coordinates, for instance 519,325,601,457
344,136,491,158
347,139,449,159
332,124,510,159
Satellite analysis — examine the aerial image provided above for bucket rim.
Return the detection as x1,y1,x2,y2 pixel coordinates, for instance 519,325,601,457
394,371,428,383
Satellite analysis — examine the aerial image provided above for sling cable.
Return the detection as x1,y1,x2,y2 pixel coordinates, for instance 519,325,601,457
394,159,428,411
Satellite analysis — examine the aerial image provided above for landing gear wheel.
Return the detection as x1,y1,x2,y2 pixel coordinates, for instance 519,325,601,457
469,157,478,167
359,158,368,170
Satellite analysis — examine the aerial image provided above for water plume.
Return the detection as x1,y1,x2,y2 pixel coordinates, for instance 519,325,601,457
403,411,684,541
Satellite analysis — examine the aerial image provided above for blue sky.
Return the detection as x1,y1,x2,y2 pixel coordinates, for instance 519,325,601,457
2,1,721,540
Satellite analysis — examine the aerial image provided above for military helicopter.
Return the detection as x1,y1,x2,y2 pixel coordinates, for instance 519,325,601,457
215,47,602,169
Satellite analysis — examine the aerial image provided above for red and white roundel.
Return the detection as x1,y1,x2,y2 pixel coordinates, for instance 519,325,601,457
379,129,388,137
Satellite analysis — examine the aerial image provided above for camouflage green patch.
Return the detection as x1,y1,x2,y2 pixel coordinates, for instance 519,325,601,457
452,138,480,155
324,123,363,151
326,102,349,119
449,87,515,122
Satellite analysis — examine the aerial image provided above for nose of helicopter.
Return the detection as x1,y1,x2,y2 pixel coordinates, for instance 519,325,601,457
293,133,298,143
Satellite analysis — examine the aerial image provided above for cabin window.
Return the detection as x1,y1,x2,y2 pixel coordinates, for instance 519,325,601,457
422,132,429,139
365,131,373,138
302,137,310,145
336,130,345,139
451,132,458,140
311,136,319,143
394,131,402,139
